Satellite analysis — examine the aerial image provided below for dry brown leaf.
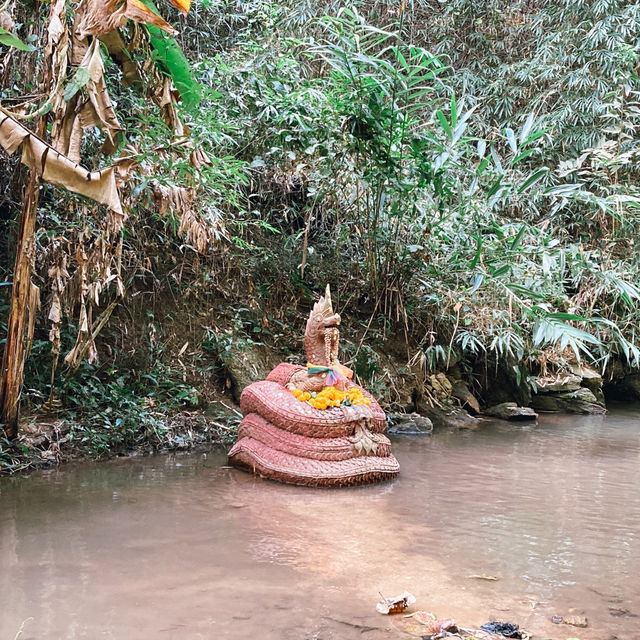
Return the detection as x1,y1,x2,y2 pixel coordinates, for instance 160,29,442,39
98,30,142,87
79,39,123,146
52,39,123,162
190,147,212,170
47,0,67,44
0,9,15,31
125,0,176,33
152,182,225,254
75,0,177,38
0,108,123,214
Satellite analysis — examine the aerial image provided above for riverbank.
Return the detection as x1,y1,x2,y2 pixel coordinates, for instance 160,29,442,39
3,321,640,476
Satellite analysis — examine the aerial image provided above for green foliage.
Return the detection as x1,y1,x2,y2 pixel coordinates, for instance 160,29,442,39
4,0,640,455
171,0,640,371
148,26,203,107
0,26,34,51
61,361,199,457
0,436,32,473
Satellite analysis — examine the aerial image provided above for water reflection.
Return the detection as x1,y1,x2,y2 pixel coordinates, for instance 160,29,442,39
1,406,640,639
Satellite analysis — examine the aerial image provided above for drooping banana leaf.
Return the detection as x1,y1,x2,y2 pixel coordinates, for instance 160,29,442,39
139,0,202,108
147,24,202,107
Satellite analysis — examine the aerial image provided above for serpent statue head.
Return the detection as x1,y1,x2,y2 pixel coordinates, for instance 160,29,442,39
305,284,341,366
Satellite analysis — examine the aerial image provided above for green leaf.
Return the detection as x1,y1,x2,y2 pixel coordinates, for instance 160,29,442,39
469,236,483,268
476,156,490,176
510,225,526,250
522,130,548,146
63,82,81,102
395,47,409,70
63,67,91,102
506,283,546,300
490,264,510,277
138,0,202,107
147,26,202,107
75,67,91,88
436,110,452,139
518,168,548,193
487,177,503,197
450,93,457,129
512,148,536,164
0,27,35,52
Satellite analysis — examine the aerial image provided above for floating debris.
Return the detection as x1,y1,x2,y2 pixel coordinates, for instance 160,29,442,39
551,613,588,628
563,615,588,628
376,591,416,614
480,621,522,638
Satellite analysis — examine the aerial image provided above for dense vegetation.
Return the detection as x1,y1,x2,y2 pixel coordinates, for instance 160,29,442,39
1,0,639,464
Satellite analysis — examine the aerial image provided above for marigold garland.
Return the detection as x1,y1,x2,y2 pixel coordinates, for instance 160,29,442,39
290,386,371,410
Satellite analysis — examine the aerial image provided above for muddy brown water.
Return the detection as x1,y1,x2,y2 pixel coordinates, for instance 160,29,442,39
2,405,640,640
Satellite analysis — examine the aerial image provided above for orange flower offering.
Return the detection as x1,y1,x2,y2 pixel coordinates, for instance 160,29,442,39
290,386,371,410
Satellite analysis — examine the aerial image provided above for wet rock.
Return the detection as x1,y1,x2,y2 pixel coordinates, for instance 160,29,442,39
418,404,479,430
570,363,604,394
532,387,606,414
608,607,638,618
428,372,453,398
485,402,538,421
534,374,582,393
218,340,281,402
451,380,480,414
387,413,433,435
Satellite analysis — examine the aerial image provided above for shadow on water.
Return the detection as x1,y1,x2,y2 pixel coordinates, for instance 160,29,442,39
1,404,640,639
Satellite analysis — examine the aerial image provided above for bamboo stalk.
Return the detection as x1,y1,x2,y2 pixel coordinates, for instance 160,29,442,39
0,171,40,438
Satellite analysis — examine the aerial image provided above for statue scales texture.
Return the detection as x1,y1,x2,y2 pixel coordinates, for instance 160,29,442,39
228,285,400,487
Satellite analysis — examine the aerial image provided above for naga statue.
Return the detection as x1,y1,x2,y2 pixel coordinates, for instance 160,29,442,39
228,285,399,487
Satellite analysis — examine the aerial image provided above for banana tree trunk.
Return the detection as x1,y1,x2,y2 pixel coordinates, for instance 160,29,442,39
0,171,40,438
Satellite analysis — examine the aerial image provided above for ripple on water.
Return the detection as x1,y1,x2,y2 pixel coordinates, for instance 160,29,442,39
2,408,640,639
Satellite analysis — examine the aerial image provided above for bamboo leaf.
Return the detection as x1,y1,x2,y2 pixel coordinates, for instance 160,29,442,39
436,110,452,139
510,225,526,250
450,93,457,129
518,168,548,193
470,273,483,293
520,112,535,144
505,127,517,154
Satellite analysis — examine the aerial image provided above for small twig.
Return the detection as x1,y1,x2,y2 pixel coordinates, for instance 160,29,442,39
13,618,33,640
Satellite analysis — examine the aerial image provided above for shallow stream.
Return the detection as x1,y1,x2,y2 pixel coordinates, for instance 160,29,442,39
2,405,640,639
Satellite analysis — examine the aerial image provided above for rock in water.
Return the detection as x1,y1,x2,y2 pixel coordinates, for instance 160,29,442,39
418,404,479,430
532,387,605,414
485,402,538,421
387,413,433,435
